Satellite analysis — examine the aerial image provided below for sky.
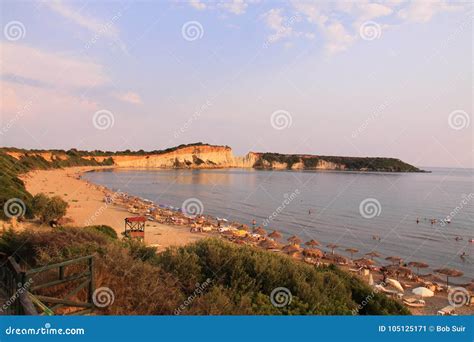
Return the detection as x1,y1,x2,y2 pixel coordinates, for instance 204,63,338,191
0,0,472,168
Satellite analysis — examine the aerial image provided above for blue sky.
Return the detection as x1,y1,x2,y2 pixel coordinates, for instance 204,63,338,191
0,0,472,168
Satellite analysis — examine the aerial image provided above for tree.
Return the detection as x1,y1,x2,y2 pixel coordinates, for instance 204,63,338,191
31,193,49,218
40,196,68,224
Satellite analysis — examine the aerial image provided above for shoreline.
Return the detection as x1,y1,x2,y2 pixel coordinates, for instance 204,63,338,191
18,166,474,315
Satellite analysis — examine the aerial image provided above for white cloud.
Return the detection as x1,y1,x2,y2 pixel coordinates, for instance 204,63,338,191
218,0,249,15
45,0,126,52
115,91,143,105
397,1,463,23
323,21,355,54
189,0,206,11
1,42,109,89
262,8,295,43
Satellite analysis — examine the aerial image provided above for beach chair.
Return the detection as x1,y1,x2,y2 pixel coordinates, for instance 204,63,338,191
437,305,456,316
403,297,425,307
348,266,363,273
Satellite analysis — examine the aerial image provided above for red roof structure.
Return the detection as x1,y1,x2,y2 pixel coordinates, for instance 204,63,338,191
125,216,147,223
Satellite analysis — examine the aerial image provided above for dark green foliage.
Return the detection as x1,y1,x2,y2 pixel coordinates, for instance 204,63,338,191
39,196,68,223
155,239,410,315
255,152,422,172
122,239,158,262
85,225,118,240
31,193,49,217
0,229,409,315
0,151,112,221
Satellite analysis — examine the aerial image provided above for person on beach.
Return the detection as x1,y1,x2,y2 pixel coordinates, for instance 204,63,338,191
416,218,419,224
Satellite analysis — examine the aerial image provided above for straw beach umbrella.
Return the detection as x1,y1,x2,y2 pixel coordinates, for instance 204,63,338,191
345,248,359,261
283,244,302,256
303,248,323,259
288,235,302,245
407,261,429,275
259,239,279,250
326,243,339,255
305,239,321,247
268,230,282,240
365,251,381,260
253,227,267,236
385,256,403,265
325,253,348,265
354,258,375,267
434,268,464,287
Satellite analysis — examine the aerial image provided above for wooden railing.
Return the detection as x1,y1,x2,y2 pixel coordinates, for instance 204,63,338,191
0,254,95,315
0,254,37,315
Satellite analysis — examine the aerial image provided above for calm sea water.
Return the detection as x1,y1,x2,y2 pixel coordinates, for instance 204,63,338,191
83,167,474,281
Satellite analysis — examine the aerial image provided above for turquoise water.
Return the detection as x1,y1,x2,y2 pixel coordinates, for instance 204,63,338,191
83,167,474,281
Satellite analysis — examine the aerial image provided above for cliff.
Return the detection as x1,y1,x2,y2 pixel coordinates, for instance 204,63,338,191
1,144,423,172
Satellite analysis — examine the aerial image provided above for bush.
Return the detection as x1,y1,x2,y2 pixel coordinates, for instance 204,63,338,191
0,229,410,316
85,225,118,240
34,194,68,223
32,193,49,216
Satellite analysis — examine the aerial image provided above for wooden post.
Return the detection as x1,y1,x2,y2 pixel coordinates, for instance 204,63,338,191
88,257,95,305
59,265,64,280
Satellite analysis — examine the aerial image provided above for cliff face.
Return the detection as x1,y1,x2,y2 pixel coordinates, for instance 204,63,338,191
108,145,257,169
2,144,422,172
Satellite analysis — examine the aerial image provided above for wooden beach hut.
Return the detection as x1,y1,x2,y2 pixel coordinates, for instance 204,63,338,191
124,216,146,241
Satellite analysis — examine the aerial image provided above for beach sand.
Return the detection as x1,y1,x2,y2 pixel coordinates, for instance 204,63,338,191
21,167,205,250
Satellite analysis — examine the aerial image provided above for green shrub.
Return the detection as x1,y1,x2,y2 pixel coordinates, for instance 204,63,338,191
85,225,118,240
39,196,68,223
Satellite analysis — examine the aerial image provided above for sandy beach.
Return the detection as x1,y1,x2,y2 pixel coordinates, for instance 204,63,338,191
21,167,205,250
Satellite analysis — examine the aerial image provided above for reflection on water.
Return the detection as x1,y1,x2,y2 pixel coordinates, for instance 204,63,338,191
84,167,474,281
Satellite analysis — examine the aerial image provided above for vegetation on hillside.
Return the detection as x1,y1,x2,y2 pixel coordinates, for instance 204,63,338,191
1,143,228,157
254,152,422,172
0,228,410,315
0,151,111,220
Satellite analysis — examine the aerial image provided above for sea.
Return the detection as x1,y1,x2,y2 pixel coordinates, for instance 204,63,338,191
83,167,474,282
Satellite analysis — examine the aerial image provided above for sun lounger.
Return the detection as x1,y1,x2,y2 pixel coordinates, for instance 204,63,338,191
437,305,456,316
349,266,363,273
403,297,425,307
